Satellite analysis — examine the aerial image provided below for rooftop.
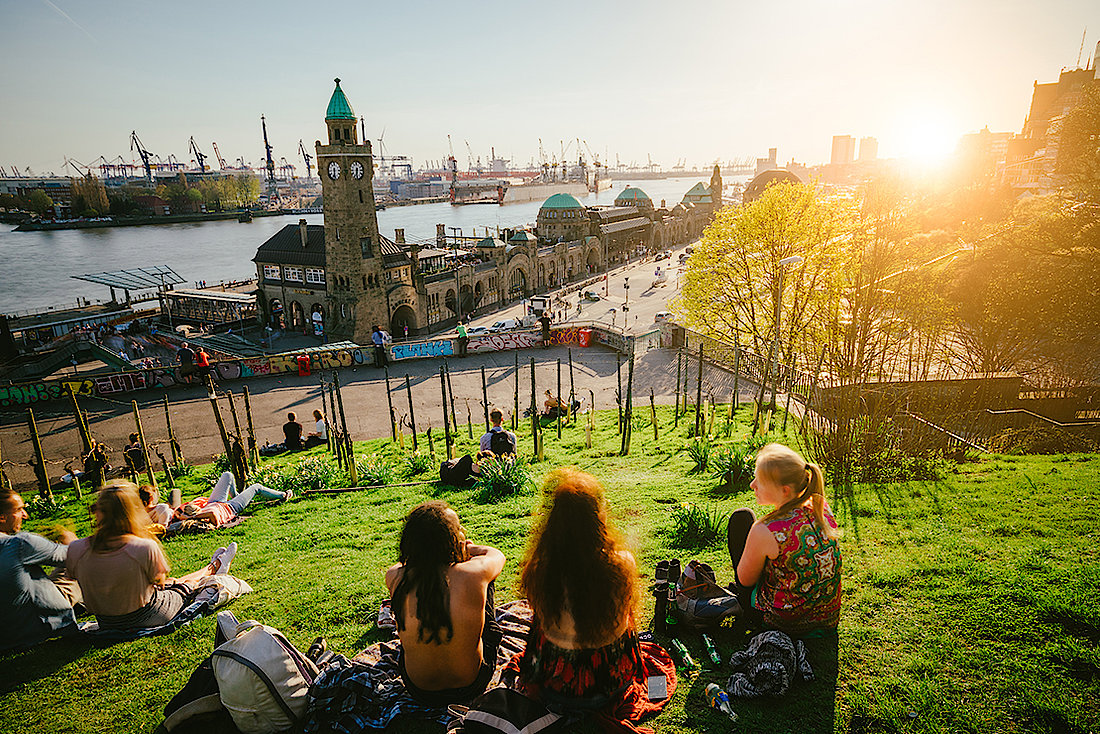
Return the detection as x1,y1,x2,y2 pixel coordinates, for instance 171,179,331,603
325,78,356,121
615,187,651,204
252,223,326,267
540,193,584,210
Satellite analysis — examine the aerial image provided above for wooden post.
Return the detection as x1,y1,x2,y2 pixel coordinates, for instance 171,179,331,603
384,367,397,442
0,439,11,491
481,366,490,433
427,424,436,458
155,448,175,490
694,343,704,437
225,390,242,446
587,389,595,449
800,345,829,437
334,371,358,485
465,398,473,440
163,394,182,466
405,374,418,451
26,409,51,501
444,361,458,432
675,348,683,421
782,358,796,432
615,353,623,435
131,400,157,489
66,384,92,454
529,357,539,455
440,366,453,460
621,352,635,456
650,388,658,444
242,386,259,470
568,348,576,422
69,471,82,501
513,352,520,431
732,341,741,411
326,379,338,453
206,376,243,488
556,359,563,439
726,389,735,437
753,335,777,436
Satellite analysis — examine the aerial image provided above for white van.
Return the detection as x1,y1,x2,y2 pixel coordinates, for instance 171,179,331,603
654,311,673,323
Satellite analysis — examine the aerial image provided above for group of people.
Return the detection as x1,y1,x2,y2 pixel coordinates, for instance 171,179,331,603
278,410,328,452
175,342,212,384
3,439,841,728
1,468,297,651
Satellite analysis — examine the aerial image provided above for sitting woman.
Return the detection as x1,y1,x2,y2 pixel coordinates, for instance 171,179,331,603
170,471,292,528
727,443,842,636
67,482,235,630
513,468,656,711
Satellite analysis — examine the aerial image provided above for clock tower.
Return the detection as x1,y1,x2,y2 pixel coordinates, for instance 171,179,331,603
316,78,384,343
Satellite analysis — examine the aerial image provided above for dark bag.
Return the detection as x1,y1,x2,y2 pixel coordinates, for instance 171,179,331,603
440,455,476,486
675,560,741,628
446,687,562,734
489,430,516,457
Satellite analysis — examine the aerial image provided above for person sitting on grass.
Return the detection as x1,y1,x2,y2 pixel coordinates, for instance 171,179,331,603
726,443,841,636
283,411,304,451
479,409,516,457
66,482,236,631
0,488,83,652
303,409,327,448
137,484,172,527
123,433,146,477
541,390,566,419
507,468,676,726
169,471,292,529
386,501,506,703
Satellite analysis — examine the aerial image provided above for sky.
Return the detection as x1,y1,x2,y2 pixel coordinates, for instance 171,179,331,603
1,0,1097,176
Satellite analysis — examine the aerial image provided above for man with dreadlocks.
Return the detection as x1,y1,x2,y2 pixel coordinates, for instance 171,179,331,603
385,501,506,703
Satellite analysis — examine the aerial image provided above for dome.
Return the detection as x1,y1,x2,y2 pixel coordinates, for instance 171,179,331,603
509,230,537,243
615,187,651,204
325,78,356,121
541,193,584,209
742,169,804,204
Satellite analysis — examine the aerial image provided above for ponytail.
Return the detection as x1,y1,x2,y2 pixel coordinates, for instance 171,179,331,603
758,445,839,540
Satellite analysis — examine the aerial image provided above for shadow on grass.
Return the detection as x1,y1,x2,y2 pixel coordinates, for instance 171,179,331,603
0,634,92,695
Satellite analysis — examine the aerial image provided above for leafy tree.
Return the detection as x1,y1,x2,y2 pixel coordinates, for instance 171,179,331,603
1056,83,1100,204
27,189,53,216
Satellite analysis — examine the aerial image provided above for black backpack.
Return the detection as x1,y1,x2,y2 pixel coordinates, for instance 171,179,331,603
489,430,516,457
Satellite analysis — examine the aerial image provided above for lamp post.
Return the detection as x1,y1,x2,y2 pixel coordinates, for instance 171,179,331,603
768,255,803,411
623,276,629,312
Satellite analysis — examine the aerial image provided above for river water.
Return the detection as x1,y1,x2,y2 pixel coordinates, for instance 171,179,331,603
0,177,726,314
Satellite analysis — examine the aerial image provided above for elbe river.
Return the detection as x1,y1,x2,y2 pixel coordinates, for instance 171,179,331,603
0,177,732,315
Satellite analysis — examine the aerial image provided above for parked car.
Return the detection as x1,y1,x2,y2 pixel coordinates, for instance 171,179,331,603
655,251,670,261
654,311,673,323
489,318,521,332
582,291,602,302
678,253,688,263
466,325,489,335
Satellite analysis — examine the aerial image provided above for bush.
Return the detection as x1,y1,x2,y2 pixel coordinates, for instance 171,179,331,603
668,502,727,550
988,425,1099,454
356,455,395,487
711,446,755,492
24,494,67,520
250,456,347,495
473,456,534,502
688,439,710,474
403,451,434,476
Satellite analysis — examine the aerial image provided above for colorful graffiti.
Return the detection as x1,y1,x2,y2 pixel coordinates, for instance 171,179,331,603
0,379,95,408
392,340,454,361
551,327,581,346
468,332,539,354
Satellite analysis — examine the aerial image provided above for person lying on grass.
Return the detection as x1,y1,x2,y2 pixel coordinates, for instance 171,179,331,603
727,443,842,636
66,482,237,631
169,471,292,529
385,501,506,703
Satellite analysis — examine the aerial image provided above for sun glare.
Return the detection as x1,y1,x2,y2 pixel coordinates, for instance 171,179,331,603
893,110,960,167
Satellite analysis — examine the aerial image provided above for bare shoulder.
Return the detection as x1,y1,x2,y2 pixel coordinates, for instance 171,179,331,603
385,563,404,595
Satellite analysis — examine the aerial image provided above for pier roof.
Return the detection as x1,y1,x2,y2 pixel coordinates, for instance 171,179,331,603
325,78,356,121
252,223,326,267
540,193,584,209
614,187,651,204
682,182,713,203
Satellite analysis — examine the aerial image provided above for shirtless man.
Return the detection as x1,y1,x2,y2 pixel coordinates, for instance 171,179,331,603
385,501,505,703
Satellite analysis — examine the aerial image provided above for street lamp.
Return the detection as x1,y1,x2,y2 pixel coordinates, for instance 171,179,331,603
623,277,629,312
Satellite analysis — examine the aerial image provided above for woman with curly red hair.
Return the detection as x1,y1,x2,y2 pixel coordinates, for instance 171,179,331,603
514,468,667,713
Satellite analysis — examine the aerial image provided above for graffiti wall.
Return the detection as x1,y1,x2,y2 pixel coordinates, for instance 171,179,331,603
392,340,454,361
468,332,539,354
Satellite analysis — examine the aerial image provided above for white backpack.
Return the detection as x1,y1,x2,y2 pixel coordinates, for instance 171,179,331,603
210,611,318,734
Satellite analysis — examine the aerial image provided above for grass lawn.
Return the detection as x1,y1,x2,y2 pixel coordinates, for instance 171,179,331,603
3,405,1098,733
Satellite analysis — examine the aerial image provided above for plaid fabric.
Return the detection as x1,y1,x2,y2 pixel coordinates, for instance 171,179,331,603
300,600,534,733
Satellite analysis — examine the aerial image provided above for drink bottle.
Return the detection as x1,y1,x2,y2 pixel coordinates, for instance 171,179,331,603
669,638,696,669
705,683,738,722
702,634,722,666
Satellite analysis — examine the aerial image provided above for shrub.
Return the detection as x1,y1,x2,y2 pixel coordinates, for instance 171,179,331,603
711,447,755,492
24,494,67,519
688,439,710,474
473,456,534,502
250,456,347,495
356,455,395,487
403,451,434,476
668,502,727,550
988,425,1099,455
170,461,194,478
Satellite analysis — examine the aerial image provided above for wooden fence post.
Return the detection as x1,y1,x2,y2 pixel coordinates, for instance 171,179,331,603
66,384,92,454
513,352,520,431
445,361,458,432
675,348,683,422
615,353,623,435
650,388,658,444
0,438,11,491
440,366,453,460
529,358,539,456
333,371,357,485
205,376,243,488
384,367,397,442
694,343,704,437
568,348,576,422
163,395,182,466
556,359,562,439
131,400,157,489
242,386,258,470
405,374,418,451
26,409,51,500
481,366,490,433
621,352,635,456
732,341,741,411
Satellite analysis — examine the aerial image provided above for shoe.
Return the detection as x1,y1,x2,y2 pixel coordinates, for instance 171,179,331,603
377,599,396,630
654,560,670,594
283,489,294,503
306,637,327,662
210,546,227,571
215,541,238,575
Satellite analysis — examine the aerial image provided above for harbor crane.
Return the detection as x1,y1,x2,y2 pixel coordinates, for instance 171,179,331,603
189,137,208,173
278,157,295,180
211,142,227,170
298,140,313,179
130,131,154,183
260,115,278,204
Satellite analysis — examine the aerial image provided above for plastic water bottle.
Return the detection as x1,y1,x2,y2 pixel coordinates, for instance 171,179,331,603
702,634,722,666
705,683,738,722
669,638,696,669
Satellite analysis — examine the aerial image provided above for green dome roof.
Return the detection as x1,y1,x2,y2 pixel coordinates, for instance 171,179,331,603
541,193,583,209
509,230,537,243
476,236,507,248
325,78,356,121
615,187,651,203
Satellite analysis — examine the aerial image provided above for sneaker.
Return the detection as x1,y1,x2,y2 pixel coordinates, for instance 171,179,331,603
215,541,238,575
283,489,294,503
306,637,327,662
377,599,396,630
210,546,227,571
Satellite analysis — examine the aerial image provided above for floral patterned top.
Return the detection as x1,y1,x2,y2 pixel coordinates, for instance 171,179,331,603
755,503,842,635
517,624,646,707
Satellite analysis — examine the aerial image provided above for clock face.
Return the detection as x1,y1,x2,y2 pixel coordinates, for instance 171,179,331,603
327,161,341,180
350,161,364,180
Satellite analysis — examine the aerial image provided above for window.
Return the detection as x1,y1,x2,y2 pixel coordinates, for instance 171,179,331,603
263,265,281,281
306,268,325,285
360,236,372,258
284,266,303,282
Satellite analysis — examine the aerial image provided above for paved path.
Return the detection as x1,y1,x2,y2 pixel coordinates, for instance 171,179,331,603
0,344,756,492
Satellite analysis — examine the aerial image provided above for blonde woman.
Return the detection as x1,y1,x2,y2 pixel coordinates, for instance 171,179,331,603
727,444,842,635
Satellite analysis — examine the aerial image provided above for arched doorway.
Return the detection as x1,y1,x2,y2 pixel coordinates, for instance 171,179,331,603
474,281,483,309
391,305,417,340
310,304,324,337
445,288,457,314
586,249,599,272
508,268,527,300
290,300,304,329
269,298,285,328
459,284,474,315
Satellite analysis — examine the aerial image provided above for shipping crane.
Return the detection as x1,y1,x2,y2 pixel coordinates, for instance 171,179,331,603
188,137,208,173
298,139,313,179
278,157,295,180
260,115,278,204
211,142,227,170
130,131,154,183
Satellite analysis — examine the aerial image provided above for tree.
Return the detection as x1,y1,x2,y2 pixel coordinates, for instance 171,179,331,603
1057,83,1100,204
27,189,53,216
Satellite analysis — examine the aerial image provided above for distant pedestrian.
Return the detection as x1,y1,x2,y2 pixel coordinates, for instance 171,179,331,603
177,342,195,382
371,325,388,367
456,320,469,357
